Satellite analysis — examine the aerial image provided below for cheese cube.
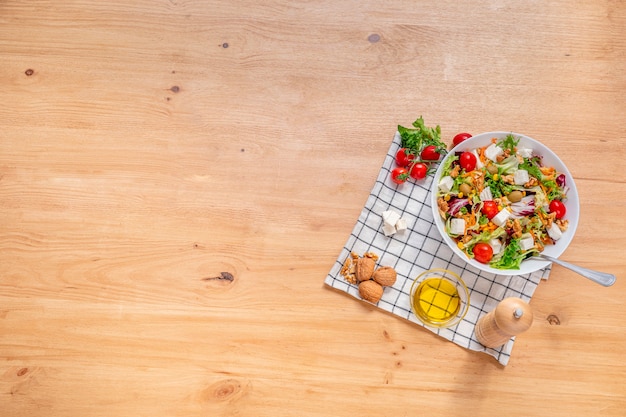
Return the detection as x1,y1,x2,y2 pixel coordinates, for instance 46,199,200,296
489,238,503,255
491,208,511,227
547,222,563,241
438,176,454,193
519,234,535,251
395,217,408,233
382,223,397,237
380,210,409,237
514,169,529,185
450,218,466,235
479,187,493,202
485,144,504,161
382,210,401,228
517,147,533,158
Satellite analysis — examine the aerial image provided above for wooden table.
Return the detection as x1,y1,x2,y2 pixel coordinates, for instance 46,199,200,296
1,1,625,415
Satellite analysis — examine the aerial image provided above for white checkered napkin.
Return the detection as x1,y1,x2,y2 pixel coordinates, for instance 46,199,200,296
324,132,551,366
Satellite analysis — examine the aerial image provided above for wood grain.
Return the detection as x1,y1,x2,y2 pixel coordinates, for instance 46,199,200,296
1,1,625,416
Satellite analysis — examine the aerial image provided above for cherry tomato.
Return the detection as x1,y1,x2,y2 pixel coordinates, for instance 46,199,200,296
395,148,415,167
459,151,477,171
391,167,409,184
473,243,494,264
481,201,499,220
452,132,472,147
420,145,441,161
409,162,428,180
549,200,566,219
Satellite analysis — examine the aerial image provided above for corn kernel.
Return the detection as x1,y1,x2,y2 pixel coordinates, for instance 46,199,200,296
493,174,499,181
457,241,465,250
444,194,451,201
458,192,464,198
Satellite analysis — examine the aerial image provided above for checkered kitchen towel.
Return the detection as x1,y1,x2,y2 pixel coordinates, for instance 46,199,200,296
324,132,550,365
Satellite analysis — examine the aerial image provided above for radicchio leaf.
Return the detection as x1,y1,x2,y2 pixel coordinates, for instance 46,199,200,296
447,198,469,216
510,195,536,218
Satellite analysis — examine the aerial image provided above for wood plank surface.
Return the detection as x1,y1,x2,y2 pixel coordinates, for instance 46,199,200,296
1,1,625,416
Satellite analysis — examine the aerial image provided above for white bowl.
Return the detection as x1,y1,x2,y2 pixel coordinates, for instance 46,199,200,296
430,132,579,275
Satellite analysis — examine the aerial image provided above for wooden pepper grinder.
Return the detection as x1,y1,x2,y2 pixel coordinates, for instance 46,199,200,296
475,297,533,348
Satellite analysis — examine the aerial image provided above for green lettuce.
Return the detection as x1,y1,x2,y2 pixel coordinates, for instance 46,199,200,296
440,154,459,177
491,239,526,269
519,157,543,180
496,155,519,175
398,116,447,157
496,134,520,153
465,227,507,249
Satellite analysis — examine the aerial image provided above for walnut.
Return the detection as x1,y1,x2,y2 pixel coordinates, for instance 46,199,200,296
511,218,523,238
524,177,539,187
340,257,357,284
474,174,485,192
496,148,513,162
501,174,515,184
372,266,397,287
544,212,557,227
355,257,376,282
341,252,381,284
358,280,384,304
363,251,379,262
437,197,449,214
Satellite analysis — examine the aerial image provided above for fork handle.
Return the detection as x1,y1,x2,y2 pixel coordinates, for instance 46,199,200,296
539,254,616,287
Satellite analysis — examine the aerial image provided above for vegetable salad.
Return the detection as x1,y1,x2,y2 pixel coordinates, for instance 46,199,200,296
435,134,570,270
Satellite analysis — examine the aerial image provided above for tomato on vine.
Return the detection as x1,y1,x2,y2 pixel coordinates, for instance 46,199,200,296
395,148,415,167
397,116,447,170
420,145,441,162
391,167,409,184
409,162,429,180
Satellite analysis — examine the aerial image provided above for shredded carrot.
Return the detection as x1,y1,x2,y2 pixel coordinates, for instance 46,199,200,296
460,206,481,238
463,214,474,228
478,146,488,164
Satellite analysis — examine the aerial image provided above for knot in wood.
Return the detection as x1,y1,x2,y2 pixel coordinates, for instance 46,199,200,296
205,378,243,402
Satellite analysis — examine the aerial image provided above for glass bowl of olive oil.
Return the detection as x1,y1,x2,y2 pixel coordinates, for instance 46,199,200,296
410,269,470,328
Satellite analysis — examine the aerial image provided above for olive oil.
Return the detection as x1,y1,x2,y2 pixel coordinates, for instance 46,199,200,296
412,277,461,326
